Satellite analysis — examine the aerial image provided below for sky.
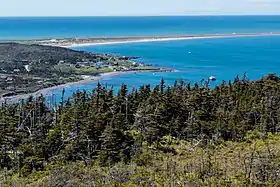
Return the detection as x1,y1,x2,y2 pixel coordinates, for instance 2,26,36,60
1,0,280,16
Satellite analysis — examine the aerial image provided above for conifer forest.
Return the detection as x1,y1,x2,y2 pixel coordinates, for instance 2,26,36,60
1,74,280,186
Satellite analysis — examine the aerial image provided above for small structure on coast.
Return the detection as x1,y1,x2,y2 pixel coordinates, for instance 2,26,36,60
24,65,31,72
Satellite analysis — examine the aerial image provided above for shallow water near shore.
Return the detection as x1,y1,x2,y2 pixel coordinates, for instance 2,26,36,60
43,35,280,102
1,16,280,103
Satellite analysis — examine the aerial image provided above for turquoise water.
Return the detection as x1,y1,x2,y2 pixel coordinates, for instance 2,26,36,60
0,16,280,100
48,35,280,100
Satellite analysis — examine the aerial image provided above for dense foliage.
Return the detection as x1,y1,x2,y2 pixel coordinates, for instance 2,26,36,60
0,43,148,97
1,73,280,186
0,43,110,65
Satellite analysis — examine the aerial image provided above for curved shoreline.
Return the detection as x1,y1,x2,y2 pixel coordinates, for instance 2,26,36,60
3,32,280,103
1,70,171,103
25,32,280,48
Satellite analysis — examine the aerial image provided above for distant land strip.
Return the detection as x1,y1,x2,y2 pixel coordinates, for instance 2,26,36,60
8,32,280,47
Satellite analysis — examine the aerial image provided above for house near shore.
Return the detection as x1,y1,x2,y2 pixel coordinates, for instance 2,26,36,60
13,69,20,73
7,77,13,81
132,62,139,67
24,65,31,72
121,67,129,71
119,56,129,60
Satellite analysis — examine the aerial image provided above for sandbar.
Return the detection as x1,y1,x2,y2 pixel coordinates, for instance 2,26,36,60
21,32,280,48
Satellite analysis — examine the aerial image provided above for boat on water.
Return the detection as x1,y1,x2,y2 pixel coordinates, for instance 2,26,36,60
209,76,216,81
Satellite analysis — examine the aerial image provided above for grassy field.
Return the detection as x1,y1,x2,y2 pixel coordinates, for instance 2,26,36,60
76,67,113,74
54,64,76,74
132,66,159,70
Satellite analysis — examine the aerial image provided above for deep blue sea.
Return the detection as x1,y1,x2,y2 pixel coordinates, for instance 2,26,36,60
1,16,280,39
0,16,280,100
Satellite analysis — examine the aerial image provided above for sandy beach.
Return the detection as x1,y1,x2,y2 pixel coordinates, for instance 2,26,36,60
31,32,280,48
1,70,168,103
3,32,280,103
0,71,127,103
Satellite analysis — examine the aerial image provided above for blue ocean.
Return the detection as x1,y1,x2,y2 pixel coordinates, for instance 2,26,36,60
1,16,280,99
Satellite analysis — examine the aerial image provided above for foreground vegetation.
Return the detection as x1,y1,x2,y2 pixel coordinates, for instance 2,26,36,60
1,74,280,186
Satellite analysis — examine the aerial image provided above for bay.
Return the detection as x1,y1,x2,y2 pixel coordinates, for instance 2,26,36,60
0,16,280,101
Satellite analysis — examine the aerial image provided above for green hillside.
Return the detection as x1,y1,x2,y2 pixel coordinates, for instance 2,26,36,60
1,74,280,186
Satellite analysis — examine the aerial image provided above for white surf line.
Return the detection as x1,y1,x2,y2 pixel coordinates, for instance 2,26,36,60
54,32,280,48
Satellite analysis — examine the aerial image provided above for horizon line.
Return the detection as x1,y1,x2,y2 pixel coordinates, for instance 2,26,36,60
1,14,280,18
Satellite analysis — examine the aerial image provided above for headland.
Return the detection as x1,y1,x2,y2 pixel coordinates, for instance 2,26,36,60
1,32,280,102
0,43,172,102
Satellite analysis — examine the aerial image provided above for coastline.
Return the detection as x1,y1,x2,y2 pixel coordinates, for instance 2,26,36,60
3,31,280,103
1,69,170,103
24,32,280,48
